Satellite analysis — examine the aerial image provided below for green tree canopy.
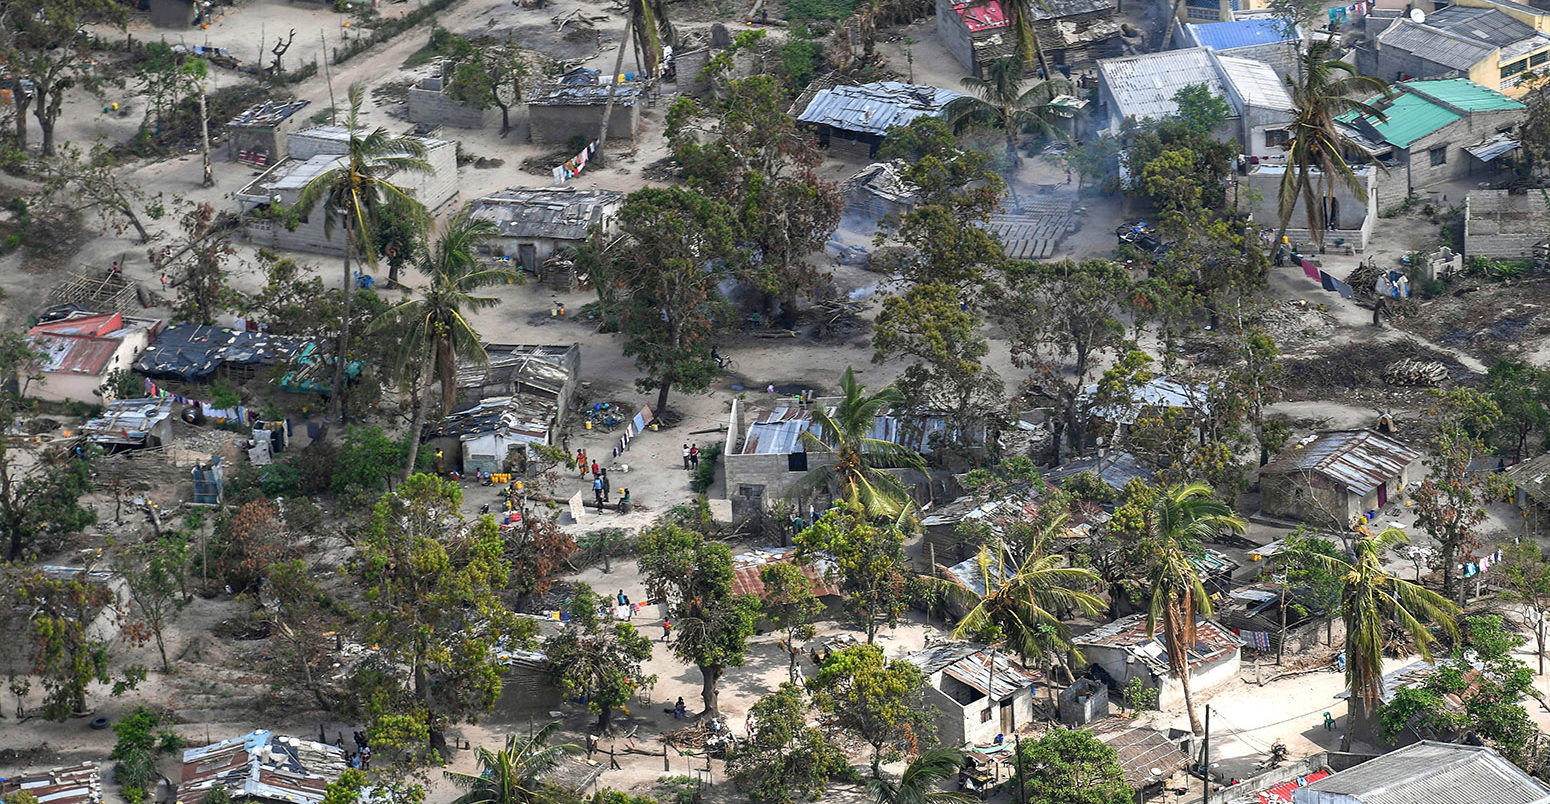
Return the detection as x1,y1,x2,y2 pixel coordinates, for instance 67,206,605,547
727,683,853,802
1012,729,1131,804
542,583,656,733
809,643,935,778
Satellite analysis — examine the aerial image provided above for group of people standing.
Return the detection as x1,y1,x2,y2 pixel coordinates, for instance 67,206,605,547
681,443,701,470
577,448,629,510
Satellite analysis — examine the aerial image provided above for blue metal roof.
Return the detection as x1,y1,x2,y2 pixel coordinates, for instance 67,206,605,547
1187,18,1298,51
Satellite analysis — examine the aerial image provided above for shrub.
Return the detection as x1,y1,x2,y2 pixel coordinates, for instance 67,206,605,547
689,443,722,493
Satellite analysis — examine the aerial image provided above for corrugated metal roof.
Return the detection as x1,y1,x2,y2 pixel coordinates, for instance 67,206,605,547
1259,429,1421,495
28,312,156,376
1426,5,1540,48
83,397,173,445
1508,452,1550,505
729,546,840,598
1043,451,1154,492
1376,21,1497,72
1097,47,1225,123
1217,54,1294,112
1465,132,1521,162
178,731,345,804
795,82,963,136
1296,741,1550,804
904,642,1039,700
1081,377,1208,425
1404,78,1525,111
0,762,104,804
1074,614,1243,673
529,82,642,107
227,99,310,129
1339,91,1460,148
1088,719,1188,788
1186,18,1298,50
469,187,623,241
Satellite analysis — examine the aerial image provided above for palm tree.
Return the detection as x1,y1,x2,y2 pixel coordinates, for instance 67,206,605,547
937,516,1105,688
791,367,925,519
596,0,674,160
1313,527,1459,743
967,0,1055,79
947,57,1071,167
375,210,519,477
445,722,580,804
1141,483,1246,735
867,746,974,804
292,82,431,422
1276,40,1389,253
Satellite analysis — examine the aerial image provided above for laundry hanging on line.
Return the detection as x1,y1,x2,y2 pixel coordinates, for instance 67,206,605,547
553,141,598,186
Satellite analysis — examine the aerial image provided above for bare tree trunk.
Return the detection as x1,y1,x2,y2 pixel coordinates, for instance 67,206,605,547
402,364,428,482
330,226,353,423
198,87,214,188
699,663,722,719
594,15,633,165
12,90,27,151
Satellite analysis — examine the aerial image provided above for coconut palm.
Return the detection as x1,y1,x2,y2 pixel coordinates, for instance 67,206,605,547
791,366,925,519
445,722,580,804
375,209,519,477
291,82,431,422
967,0,1056,79
867,746,974,804
1140,482,1246,735
937,516,1105,685
1275,40,1389,252
1314,527,1459,743
946,57,1071,166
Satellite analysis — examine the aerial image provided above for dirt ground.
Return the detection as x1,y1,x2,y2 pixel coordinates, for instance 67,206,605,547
4,0,1550,799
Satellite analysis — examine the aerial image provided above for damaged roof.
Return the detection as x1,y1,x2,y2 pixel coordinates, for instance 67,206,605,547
1508,452,1550,505
1259,429,1421,495
905,642,1040,701
1081,377,1208,425
469,187,624,241
1088,719,1189,789
795,81,964,136
0,762,104,804
27,312,159,376
423,396,555,443
227,99,311,129
842,160,919,204
83,397,173,446
456,343,576,398
178,731,345,804
1074,614,1243,675
529,82,642,107
134,325,318,382
1097,48,1226,123
729,546,841,599
1043,451,1153,492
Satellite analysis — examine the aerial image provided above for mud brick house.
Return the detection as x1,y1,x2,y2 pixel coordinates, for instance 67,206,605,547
904,642,1040,746
1259,429,1422,527
224,98,310,167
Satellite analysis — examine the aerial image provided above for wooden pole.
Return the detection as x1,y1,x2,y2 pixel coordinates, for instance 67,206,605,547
594,15,632,165
198,83,214,187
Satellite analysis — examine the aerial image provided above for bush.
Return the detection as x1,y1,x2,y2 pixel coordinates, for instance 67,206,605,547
1060,471,1115,504
780,37,823,89
259,463,304,498
784,0,859,20
1123,676,1158,711
689,443,722,493
112,707,173,804
331,425,408,496
1418,278,1447,299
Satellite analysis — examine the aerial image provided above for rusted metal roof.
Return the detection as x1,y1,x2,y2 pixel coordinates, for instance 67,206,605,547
905,642,1040,701
795,82,963,136
28,312,158,376
1259,429,1421,495
178,731,345,804
730,546,840,599
1074,614,1243,674
0,762,103,804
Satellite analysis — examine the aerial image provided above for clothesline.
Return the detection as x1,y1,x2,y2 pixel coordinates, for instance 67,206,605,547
553,141,598,186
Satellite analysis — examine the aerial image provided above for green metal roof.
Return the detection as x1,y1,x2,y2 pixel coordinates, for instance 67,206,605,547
1339,79,1524,149
1339,92,1460,148
1402,78,1525,112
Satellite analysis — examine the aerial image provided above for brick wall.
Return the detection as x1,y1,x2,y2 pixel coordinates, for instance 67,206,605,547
1397,107,1524,194
1465,189,1550,258
529,101,640,144
935,0,978,75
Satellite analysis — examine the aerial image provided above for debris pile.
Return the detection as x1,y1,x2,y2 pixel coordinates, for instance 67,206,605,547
1382,358,1448,387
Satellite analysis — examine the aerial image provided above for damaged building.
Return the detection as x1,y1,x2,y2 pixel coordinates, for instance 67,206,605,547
527,70,643,145
422,396,559,475
467,188,624,275
24,311,163,405
225,98,311,167
904,641,1041,746
1073,614,1244,710
177,731,346,804
455,342,581,418
793,79,964,158
936,0,1123,77
0,566,129,675
1097,47,1293,157
82,397,175,449
1259,429,1422,527
236,127,458,255
135,324,361,397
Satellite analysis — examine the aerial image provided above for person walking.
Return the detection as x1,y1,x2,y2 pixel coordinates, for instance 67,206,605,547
674,697,686,720
601,472,611,501
689,444,700,469
593,476,604,504
591,459,600,478
661,619,672,642
682,444,691,469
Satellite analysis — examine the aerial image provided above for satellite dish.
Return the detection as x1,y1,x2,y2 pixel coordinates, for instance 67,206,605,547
1410,8,1427,23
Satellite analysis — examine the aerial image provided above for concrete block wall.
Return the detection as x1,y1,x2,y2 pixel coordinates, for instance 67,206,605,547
529,102,639,144
1465,189,1550,258
935,0,978,74
1398,108,1524,194
407,87,494,129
